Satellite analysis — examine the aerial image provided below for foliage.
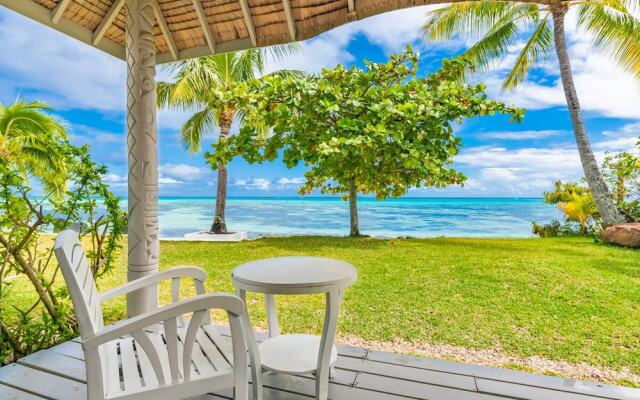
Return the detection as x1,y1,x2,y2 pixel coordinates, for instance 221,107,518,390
602,151,640,221
0,143,126,365
531,219,584,238
542,180,600,235
422,0,640,89
157,45,301,233
211,47,523,235
0,100,68,196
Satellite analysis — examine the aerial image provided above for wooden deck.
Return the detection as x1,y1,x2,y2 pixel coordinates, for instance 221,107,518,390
1,326,638,400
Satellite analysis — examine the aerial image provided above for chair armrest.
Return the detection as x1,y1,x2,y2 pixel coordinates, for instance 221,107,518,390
83,293,244,350
100,266,207,303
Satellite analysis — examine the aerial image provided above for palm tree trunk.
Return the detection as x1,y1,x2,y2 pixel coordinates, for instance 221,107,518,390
551,5,627,227
348,178,360,237
210,111,233,234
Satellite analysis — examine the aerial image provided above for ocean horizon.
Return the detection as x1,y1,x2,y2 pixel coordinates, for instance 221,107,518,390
154,197,560,238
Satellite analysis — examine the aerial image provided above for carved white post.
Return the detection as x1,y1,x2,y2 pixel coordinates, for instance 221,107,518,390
126,0,159,316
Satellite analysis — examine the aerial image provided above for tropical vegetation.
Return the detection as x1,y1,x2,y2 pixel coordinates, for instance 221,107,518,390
0,100,69,197
212,48,523,236
157,46,300,234
0,138,126,365
422,0,640,227
602,151,640,220
532,150,639,237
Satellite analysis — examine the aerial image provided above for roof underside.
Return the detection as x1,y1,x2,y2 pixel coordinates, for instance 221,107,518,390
0,0,439,64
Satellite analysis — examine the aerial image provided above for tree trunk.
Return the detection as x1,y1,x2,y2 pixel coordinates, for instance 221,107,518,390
348,179,360,237
211,110,233,234
551,6,627,227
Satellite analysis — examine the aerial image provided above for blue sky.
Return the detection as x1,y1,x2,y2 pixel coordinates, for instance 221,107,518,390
0,6,638,198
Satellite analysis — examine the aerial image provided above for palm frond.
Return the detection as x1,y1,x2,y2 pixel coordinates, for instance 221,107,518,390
264,69,305,79
503,17,553,90
578,2,640,80
422,1,519,41
180,107,218,153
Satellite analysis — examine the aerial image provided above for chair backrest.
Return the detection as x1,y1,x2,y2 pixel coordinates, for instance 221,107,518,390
54,230,104,339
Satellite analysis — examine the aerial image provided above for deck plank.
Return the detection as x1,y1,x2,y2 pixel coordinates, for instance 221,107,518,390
48,340,84,360
0,383,46,400
336,355,477,390
476,379,615,400
262,373,412,399
1,329,638,400
366,350,640,400
0,363,86,400
17,349,86,382
354,372,504,400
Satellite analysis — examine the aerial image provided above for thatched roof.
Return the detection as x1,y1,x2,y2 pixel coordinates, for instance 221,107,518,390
1,0,437,64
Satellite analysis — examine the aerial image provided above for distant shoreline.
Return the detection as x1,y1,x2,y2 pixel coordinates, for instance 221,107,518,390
155,196,545,200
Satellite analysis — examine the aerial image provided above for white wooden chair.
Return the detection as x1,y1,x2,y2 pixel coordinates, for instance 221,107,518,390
54,230,248,400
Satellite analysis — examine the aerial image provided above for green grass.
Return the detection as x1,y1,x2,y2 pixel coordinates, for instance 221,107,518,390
6,236,640,377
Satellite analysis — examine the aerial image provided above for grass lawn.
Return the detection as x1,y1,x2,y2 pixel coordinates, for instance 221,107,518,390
5,236,640,383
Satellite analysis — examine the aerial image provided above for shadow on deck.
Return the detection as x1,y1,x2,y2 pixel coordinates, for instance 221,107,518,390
0,325,638,400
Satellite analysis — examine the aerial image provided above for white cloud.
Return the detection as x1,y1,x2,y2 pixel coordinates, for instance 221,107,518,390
160,163,209,181
346,6,442,51
602,122,640,137
277,177,305,186
455,123,639,196
158,176,182,185
478,130,567,140
455,146,584,195
233,178,272,190
102,173,126,183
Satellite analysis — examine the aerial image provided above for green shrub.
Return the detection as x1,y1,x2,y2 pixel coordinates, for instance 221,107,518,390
0,143,126,365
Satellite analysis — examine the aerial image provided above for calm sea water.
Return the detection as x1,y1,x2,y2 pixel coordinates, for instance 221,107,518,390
156,197,559,238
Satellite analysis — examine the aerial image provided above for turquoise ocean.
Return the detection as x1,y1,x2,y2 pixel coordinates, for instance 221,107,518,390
156,197,560,238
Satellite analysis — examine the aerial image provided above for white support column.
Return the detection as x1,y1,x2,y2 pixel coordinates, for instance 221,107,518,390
126,0,160,316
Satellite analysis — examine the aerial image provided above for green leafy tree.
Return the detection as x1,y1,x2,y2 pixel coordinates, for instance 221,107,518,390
0,100,68,196
422,0,640,227
157,47,300,233
602,151,640,221
213,48,523,236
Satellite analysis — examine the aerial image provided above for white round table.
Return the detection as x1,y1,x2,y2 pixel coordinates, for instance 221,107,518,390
232,256,357,400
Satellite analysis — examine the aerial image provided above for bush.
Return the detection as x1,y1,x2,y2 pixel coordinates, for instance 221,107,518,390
0,143,126,365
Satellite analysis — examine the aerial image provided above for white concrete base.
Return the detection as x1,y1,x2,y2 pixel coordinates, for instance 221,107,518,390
182,231,248,242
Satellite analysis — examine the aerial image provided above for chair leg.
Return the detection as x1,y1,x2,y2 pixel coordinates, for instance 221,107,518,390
236,288,263,400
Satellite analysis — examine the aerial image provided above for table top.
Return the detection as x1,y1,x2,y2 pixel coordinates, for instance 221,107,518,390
232,256,357,294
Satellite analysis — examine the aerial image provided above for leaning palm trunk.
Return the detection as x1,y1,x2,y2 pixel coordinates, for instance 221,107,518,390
551,5,627,226
211,112,233,234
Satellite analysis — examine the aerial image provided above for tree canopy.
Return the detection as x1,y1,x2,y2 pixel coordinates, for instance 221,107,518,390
211,47,523,235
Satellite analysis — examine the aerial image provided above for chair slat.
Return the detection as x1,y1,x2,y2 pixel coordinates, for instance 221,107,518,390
148,332,172,383
104,341,121,394
163,318,180,383
183,310,206,381
119,338,142,392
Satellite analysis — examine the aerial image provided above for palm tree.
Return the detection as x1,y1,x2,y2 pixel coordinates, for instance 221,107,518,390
0,100,68,195
158,47,300,233
422,0,640,226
